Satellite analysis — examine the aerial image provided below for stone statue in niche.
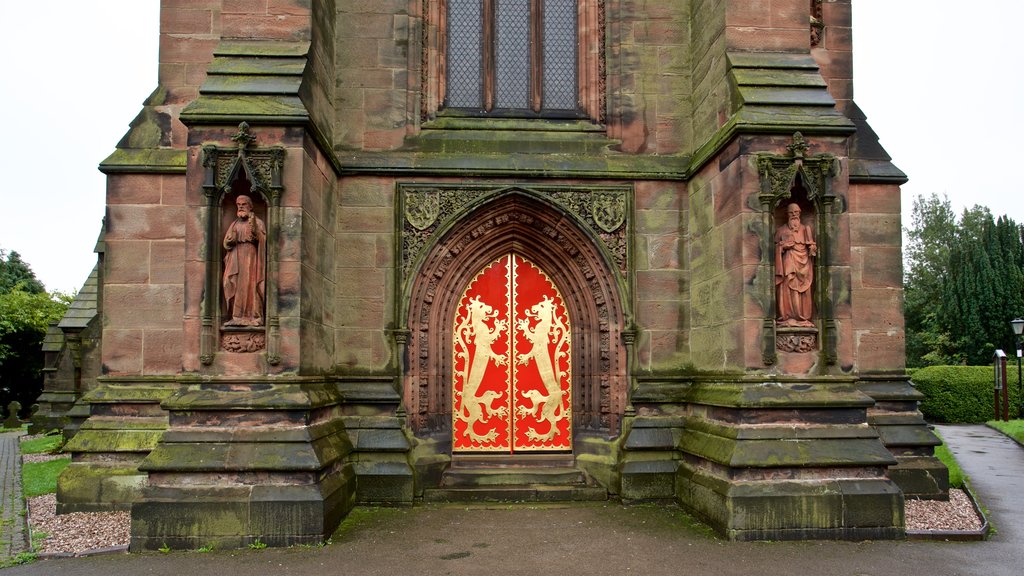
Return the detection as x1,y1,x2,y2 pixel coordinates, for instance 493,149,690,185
775,203,816,327
222,194,266,327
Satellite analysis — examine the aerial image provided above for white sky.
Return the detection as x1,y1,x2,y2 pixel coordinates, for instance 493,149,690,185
1,1,1021,293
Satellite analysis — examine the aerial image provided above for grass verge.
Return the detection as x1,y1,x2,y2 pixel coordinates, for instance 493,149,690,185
987,419,1024,444
19,434,62,455
22,458,70,498
932,431,966,488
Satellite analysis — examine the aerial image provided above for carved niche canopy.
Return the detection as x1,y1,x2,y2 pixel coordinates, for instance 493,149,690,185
202,123,285,206
199,122,285,365
755,133,840,367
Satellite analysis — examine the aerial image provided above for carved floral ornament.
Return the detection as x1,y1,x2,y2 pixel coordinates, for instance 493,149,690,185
399,184,632,284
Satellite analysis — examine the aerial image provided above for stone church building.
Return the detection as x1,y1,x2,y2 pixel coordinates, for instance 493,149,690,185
43,0,947,549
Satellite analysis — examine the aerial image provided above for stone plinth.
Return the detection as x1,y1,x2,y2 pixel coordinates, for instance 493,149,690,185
57,382,173,513
676,378,904,540
130,381,358,550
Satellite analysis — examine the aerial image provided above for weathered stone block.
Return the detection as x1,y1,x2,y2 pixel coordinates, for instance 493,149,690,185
57,463,146,513
620,457,678,500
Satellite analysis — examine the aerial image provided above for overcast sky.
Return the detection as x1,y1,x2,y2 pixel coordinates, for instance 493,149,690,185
1,1,1022,293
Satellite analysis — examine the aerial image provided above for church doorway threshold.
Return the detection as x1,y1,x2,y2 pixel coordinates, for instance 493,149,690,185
424,453,606,503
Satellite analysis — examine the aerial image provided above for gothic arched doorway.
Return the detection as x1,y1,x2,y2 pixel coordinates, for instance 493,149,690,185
452,253,572,453
400,186,632,460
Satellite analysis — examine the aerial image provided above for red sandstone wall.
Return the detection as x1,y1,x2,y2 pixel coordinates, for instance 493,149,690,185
811,0,853,114
298,133,338,373
725,0,809,52
608,1,692,154
846,182,905,372
634,181,689,369
686,138,758,370
335,0,693,154
334,0,415,151
335,176,395,371
102,174,186,375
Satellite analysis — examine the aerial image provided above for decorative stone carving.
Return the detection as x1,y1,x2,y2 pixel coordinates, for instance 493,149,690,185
591,190,626,233
200,122,285,363
810,0,824,47
222,195,267,327
398,184,632,283
404,188,441,230
775,203,816,327
756,133,837,204
776,330,817,353
756,133,839,365
203,124,285,205
221,331,266,353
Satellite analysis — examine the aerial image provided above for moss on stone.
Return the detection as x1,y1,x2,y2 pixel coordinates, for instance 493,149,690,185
64,429,164,453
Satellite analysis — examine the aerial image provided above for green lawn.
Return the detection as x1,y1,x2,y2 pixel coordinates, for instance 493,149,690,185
931,430,966,488
21,458,70,497
988,419,1024,445
20,432,68,497
19,434,62,455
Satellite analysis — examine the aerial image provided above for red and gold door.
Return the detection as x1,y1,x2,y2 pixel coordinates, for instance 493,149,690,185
452,253,572,452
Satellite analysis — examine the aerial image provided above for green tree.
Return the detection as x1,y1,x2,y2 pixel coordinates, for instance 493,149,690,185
903,194,957,366
904,197,1024,366
935,210,1024,365
0,250,45,294
0,249,70,418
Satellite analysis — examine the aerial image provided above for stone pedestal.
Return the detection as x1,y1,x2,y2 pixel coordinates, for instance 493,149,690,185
857,375,948,499
130,381,358,550
57,382,173,513
676,378,904,540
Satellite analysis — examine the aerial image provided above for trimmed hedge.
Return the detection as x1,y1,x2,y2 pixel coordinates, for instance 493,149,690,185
913,365,1023,423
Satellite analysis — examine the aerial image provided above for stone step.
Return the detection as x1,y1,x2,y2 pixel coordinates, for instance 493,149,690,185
451,453,574,468
423,485,608,503
441,466,585,487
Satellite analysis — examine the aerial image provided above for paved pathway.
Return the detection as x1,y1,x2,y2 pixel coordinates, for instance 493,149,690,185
935,424,1024,546
0,430,27,561
2,425,1023,576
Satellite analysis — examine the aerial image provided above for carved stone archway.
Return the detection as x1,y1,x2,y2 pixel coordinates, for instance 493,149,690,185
400,186,632,450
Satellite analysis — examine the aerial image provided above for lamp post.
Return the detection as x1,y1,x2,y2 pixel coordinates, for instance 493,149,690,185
1012,318,1024,419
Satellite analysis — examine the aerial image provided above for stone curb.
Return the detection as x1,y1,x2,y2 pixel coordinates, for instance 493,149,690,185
35,545,129,559
905,482,989,541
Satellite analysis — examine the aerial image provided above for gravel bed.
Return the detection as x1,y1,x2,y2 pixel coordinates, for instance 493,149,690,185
21,453,65,464
905,489,983,531
28,494,130,555
22,488,983,555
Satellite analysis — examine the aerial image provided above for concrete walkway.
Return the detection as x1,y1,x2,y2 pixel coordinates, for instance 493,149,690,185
935,425,1024,544
3,425,1023,576
0,430,27,561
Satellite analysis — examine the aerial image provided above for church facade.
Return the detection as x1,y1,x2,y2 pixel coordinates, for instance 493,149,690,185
49,0,947,549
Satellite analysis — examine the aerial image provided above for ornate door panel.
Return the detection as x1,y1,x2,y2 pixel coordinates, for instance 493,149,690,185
452,254,572,452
